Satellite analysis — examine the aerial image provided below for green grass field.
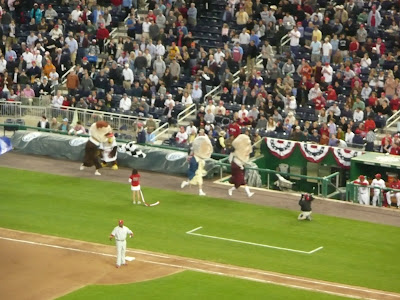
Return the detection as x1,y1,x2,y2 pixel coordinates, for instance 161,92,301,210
58,271,350,300
1,167,399,295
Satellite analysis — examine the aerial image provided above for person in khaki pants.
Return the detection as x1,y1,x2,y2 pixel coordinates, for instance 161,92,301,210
122,63,134,90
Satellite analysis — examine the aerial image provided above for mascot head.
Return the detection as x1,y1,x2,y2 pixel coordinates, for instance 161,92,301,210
192,136,213,160
232,134,252,163
90,121,112,143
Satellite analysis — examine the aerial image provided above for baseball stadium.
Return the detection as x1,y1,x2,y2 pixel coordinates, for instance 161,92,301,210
1,0,400,299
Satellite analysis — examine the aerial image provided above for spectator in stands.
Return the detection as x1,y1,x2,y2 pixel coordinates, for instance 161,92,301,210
136,123,146,144
119,93,132,112
66,70,79,96
37,115,50,130
58,118,71,132
175,126,188,146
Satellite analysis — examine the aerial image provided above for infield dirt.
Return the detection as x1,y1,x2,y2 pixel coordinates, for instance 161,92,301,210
1,152,400,299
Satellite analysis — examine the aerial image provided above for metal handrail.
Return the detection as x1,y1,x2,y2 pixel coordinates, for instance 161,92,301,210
203,53,264,101
152,121,169,140
385,110,400,128
216,159,340,197
280,34,290,50
177,103,197,122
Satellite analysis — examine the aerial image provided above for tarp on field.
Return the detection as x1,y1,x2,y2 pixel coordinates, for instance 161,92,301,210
10,132,218,176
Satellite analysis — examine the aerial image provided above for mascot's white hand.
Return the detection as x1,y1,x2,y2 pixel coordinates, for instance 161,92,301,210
240,166,244,170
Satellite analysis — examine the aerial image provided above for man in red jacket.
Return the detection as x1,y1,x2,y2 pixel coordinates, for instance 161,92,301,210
326,85,337,103
96,23,110,51
374,38,386,56
364,116,376,132
228,119,241,138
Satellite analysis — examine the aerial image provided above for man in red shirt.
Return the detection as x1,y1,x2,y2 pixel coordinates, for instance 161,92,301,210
390,143,399,155
349,37,360,53
386,177,400,208
96,23,110,51
228,119,241,138
390,95,400,111
364,116,376,132
326,85,337,102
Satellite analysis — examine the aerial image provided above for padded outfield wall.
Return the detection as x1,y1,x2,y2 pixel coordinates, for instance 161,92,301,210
10,131,218,177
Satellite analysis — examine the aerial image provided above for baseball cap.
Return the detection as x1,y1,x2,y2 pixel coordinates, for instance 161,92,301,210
63,118,68,122
359,175,365,180
375,174,381,178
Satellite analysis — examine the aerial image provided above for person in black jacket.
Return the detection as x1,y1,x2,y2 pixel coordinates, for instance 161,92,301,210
298,193,314,220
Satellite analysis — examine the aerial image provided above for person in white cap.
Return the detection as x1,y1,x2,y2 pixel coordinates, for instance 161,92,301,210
354,175,369,205
122,63,134,89
371,174,386,206
109,220,133,268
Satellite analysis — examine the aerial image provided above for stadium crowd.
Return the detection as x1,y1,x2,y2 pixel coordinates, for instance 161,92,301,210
0,0,399,156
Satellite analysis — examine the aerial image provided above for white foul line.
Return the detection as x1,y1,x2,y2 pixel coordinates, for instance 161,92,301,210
186,227,323,255
0,235,399,300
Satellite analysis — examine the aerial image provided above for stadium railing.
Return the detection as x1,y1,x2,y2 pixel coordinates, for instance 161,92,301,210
216,156,340,198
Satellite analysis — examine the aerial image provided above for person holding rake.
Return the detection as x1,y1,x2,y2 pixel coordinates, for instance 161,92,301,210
129,169,143,205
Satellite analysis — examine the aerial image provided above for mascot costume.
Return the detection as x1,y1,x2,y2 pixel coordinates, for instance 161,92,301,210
100,132,119,170
80,121,113,175
180,136,213,196
228,134,254,197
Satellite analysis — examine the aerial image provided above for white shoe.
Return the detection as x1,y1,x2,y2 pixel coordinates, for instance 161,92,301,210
181,181,188,189
80,164,85,171
133,201,136,205
137,201,141,204
199,191,206,196
95,170,101,176
228,189,233,196
247,192,254,198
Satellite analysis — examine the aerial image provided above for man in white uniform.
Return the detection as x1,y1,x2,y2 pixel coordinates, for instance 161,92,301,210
371,173,385,206
110,220,133,268
354,175,369,205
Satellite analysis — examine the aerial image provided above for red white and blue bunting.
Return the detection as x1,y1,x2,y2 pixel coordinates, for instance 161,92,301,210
265,138,296,159
332,148,363,168
299,143,330,163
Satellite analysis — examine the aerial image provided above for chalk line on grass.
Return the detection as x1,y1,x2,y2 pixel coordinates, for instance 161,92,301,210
1,235,400,300
186,226,323,255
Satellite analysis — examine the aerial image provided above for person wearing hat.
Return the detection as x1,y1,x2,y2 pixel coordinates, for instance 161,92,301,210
30,3,42,24
334,5,348,23
354,175,370,205
371,174,386,206
367,5,382,34
58,118,71,132
356,24,368,44
386,176,400,209
45,4,58,19
110,219,133,268
298,193,314,221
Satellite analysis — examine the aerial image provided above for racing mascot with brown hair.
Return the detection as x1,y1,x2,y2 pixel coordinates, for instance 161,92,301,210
100,132,119,170
80,121,113,175
228,134,255,198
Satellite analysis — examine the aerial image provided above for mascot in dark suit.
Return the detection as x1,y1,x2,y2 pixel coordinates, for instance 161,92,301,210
80,121,113,175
